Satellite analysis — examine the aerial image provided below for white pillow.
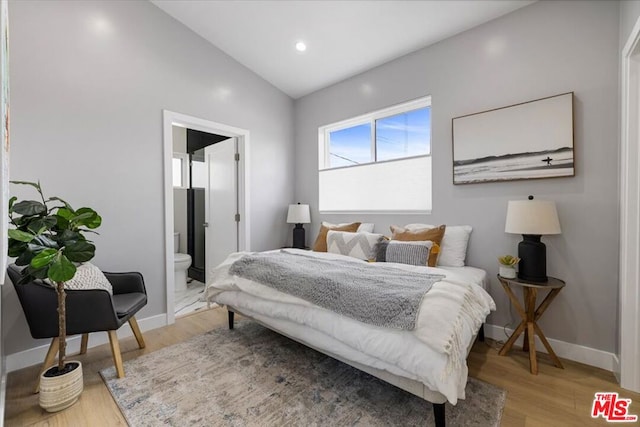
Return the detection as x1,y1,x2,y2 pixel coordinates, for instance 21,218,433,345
326,230,384,260
46,262,113,294
404,224,472,267
322,221,375,233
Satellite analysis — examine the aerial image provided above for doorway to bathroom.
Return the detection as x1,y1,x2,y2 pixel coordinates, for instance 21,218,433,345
163,110,250,324
173,128,239,316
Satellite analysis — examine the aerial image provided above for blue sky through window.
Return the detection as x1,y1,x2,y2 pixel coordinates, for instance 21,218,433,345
328,123,372,167
327,107,430,168
377,108,430,161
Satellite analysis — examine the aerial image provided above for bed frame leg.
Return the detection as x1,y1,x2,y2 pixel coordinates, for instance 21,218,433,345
228,310,235,330
478,323,485,342
433,403,445,427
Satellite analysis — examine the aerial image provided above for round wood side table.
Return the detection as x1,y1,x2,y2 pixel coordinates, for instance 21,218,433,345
497,274,566,375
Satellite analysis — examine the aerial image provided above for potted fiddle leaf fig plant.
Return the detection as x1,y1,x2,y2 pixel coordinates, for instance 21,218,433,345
498,254,520,279
7,180,101,412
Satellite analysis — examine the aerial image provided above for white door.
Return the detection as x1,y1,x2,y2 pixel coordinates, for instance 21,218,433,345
204,137,238,284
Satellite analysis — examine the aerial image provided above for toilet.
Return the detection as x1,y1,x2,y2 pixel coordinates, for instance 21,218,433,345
174,232,192,292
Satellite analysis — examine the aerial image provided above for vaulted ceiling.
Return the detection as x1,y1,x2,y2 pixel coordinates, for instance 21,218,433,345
152,1,535,99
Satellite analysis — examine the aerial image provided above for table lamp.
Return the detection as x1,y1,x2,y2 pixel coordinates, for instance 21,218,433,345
505,196,561,282
287,203,311,249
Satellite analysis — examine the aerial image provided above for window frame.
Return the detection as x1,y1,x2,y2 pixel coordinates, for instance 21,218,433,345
319,96,432,171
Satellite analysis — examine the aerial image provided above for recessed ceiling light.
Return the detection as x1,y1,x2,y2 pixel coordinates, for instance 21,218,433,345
295,41,307,52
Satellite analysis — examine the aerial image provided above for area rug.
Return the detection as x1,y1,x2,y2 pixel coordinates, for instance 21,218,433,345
101,322,506,426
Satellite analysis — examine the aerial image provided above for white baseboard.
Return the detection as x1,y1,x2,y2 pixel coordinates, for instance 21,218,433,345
613,354,621,383
485,323,616,372
6,313,168,373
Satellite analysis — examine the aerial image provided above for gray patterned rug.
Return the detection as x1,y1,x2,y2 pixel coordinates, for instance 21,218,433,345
101,321,506,426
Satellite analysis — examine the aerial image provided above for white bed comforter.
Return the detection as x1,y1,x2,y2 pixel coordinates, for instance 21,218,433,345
206,249,495,404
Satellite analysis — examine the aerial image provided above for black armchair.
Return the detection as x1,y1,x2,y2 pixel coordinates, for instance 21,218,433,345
7,264,148,392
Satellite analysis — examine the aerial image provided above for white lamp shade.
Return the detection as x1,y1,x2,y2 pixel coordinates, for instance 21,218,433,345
505,199,561,235
287,204,311,224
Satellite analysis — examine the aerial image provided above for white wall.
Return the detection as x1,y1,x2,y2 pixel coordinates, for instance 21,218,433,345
172,126,187,254
294,0,620,353
3,0,294,355
621,1,640,46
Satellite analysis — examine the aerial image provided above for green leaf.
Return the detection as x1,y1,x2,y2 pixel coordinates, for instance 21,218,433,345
26,242,49,253
26,216,57,235
26,265,49,281
70,211,94,223
8,229,35,243
32,235,58,249
10,180,41,191
8,196,16,211
8,240,27,257
77,228,99,235
56,229,81,245
63,241,95,263
30,248,58,269
75,207,102,229
15,250,36,266
48,253,76,282
56,207,75,221
55,214,70,230
12,200,46,217
46,196,72,210
10,215,29,227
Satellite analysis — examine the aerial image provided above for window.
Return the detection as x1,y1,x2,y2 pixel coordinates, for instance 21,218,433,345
375,108,430,161
191,149,207,189
319,97,432,213
172,152,189,189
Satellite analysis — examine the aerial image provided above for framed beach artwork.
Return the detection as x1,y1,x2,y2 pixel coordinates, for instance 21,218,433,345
452,92,574,185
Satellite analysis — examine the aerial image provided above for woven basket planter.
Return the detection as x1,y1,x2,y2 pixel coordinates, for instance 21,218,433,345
39,361,83,412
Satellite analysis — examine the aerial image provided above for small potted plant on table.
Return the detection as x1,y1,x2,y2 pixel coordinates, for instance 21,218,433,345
7,181,101,412
498,254,520,279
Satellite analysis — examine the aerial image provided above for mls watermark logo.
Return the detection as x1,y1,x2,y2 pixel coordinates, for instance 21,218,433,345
591,392,638,422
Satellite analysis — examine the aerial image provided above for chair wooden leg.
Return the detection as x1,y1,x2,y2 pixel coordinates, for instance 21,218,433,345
128,317,146,349
35,337,59,394
80,333,89,355
107,330,125,378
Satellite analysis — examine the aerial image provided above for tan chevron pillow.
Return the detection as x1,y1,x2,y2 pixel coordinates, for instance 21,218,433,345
312,222,361,252
326,231,385,260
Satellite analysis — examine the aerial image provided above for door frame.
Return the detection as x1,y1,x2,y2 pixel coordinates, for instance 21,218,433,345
162,110,250,324
619,17,640,393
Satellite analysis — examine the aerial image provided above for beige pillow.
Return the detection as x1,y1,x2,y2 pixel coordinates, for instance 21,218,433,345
45,262,113,294
390,224,446,267
313,222,361,252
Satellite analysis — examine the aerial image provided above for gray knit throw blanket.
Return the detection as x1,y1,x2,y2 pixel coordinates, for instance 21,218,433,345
229,251,445,330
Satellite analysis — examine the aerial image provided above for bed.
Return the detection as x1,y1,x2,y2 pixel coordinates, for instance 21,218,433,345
206,248,495,427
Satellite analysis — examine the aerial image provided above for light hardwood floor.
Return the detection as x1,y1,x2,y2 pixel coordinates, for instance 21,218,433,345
4,307,639,426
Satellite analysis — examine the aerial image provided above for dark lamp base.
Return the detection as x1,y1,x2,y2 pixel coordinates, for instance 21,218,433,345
517,234,548,283
292,224,306,249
